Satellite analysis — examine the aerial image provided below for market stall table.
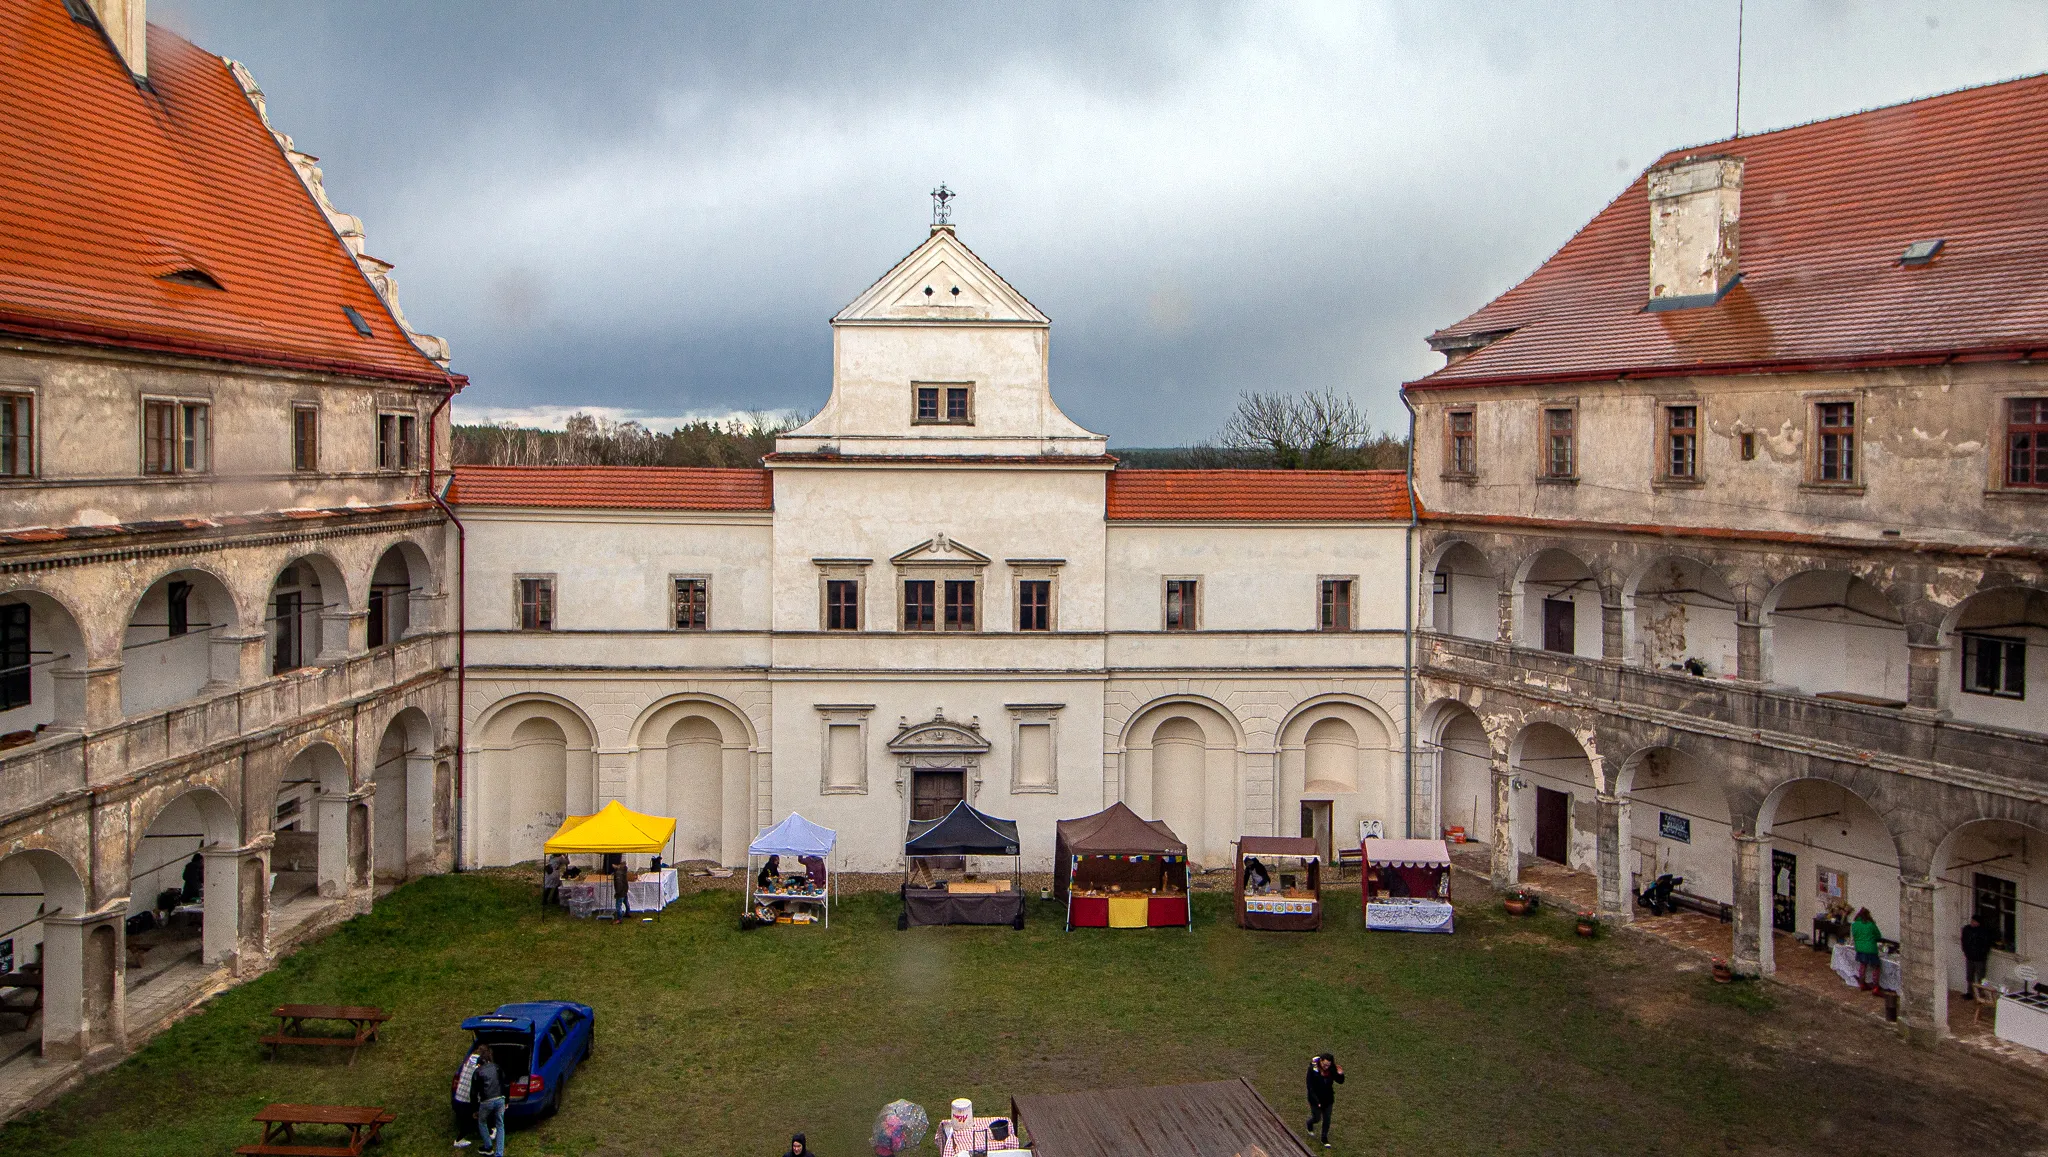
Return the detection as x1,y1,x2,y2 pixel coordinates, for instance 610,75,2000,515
557,868,679,917
1362,838,1454,933
1828,943,1902,992
1053,803,1191,931
1235,835,1321,931
1994,990,2048,1053
902,800,1026,929
234,1103,394,1157
746,812,838,928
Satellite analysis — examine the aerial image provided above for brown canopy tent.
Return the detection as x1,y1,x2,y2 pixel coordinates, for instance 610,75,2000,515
1012,1078,1314,1157
1235,835,1321,931
1054,803,1191,931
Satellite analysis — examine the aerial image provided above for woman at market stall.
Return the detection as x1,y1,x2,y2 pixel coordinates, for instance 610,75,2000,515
1243,856,1271,895
1851,907,1884,991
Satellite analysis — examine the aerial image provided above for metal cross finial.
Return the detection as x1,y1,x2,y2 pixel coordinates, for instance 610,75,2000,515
930,183,955,226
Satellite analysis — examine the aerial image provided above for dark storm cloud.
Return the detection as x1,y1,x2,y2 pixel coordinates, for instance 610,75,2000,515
155,1,2047,442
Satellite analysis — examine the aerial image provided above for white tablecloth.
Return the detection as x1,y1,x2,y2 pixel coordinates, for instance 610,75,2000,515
1829,943,1901,992
1995,992,2048,1053
559,869,678,916
1366,898,1454,933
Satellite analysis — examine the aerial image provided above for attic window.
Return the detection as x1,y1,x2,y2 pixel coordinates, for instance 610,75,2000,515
924,287,934,296
342,305,373,337
1900,239,1945,266
60,0,95,25
158,268,224,291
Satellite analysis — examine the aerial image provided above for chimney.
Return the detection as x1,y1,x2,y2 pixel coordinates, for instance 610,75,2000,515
85,0,147,78
1645,154,1742,310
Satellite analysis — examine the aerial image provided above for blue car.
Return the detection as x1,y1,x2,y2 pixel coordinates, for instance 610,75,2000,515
451,1001,594,1131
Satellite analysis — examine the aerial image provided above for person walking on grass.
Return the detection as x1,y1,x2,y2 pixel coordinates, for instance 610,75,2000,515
1851,907,1884,992
471,1044,507,1157
1961,914,1996,998
612,855,631,922
1304,1052,1344,1148
541,856,562,914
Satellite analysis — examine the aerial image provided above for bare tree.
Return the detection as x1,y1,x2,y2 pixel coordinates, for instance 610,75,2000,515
1209,388,1406,470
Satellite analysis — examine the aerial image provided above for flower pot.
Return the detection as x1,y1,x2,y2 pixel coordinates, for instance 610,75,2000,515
1503,896,1532,916
1711,959,1734,983
1576,918,1597,938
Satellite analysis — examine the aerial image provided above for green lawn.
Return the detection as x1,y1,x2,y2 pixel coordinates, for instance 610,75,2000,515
0,871,2039,1157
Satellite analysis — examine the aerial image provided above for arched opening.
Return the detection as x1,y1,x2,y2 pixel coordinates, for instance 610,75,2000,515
372,708,435,883
368,543,432,647
0,848,86,1059
0,590,86,738
1122,701,1240,869
271,743,350,913
120,569,239,716
1941,587,2047,731
1618,747,1730,909
1758,778,1901,982
124,788,237,1002
1761,572,1908,705
630,698,751,868
1428,542,1499,641
474,700,596,867
1515,549,1600,657
1625,556,1738,676
1429,703,1492,847
267,555,345,675
1278,701,1396,862
665,717,724,864
1509,723,1597,872
1934,819,2046,1015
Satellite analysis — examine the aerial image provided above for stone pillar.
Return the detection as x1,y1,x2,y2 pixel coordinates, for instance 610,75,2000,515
1905,642,1944,714
1735,619,1763,682
55,663,123,730
1601,598,1626,661
318,609,364,663
1595,794,1625,921
1731,831,1765,978
200,837,270,969
1899,875,1942,1043
316,793,352,898
220,631,271,686
240,835,274,970
348,789,375,913
1489,759,1517,889
41,906,123,1060
1496,588,1515,646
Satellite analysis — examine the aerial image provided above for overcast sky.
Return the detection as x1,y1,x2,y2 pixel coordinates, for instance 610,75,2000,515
156,1,2047,445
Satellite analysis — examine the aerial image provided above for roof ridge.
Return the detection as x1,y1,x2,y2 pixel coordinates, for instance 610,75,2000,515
1662,69,2048,159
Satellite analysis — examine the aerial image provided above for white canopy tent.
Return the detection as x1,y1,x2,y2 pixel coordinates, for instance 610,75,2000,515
745,813,838,928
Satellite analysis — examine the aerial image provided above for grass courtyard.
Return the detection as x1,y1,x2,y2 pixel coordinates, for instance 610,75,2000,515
0,870,2042,1157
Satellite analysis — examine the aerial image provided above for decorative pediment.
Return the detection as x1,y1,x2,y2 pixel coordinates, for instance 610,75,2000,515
834,226,1049,326
887,710,990,755
890,534,991,567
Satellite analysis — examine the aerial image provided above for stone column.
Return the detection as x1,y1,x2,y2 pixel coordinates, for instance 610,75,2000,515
1905,642,1945,714
315,792,353,898
239,834,274,969
1489,759,1517,889
41,906,124,1060
1595,794,1625,921
1495,588,1516,646
1735,619,1763,682
54,662,123,730
1898,875,1942,1043
317,608,365,663
1731,831,1765,978
199,838,270,968
1601,598,1626,661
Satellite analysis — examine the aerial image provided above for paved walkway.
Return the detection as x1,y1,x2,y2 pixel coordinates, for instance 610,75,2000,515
1447,841,2048,1077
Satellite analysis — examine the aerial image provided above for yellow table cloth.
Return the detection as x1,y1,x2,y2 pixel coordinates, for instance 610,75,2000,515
1107,895,1149,928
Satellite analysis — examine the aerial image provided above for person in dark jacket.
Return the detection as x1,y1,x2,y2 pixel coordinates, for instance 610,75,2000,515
612,857,632,921
1304,1052,1344,1148
781,1132,812,1157
180,851,204,903
471,1044,507,1157
1961,915,1997,997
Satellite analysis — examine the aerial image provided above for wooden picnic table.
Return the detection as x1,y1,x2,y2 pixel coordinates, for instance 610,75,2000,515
234,1103,394,1157
260,1004,391,1065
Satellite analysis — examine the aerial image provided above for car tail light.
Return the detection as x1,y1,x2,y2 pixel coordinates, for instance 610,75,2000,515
511,1075,544,1099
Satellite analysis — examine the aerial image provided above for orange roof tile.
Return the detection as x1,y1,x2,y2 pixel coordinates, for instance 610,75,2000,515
450,466,773,511
0,3,457,386
1413,74,2048,390
1106,470,1413,522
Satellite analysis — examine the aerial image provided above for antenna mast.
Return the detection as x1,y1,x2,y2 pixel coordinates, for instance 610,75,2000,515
1734,0,1745,137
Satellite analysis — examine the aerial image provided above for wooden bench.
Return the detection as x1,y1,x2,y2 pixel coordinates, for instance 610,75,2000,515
1668,889,1732,922
235,1104,393,1157
1335,847,1363,880
260,1005,391,1065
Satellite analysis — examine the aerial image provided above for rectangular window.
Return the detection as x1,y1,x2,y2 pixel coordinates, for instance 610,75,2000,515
1816,402,1856,483
1543,408,1575,478
1542,597,1576,654
1018,579,1052,631
1447,409,1475,475
902,580,935,631
915,386,940,422
672,577,708,630
1319,579,1353,631
0,604,29,711
912,383,972,424
1961,633,2025,699
2007,398,2048,488
291,405,319,472
271,590,302,674
944,579,976,631
517,577,554,631
825,579,861,631
167,580,191,637
1740,432,1756,461
379,412,418,470
1164,579,1198,631
1973,873,2018,953
0,394,33,477
143,399,207,475
946,386,970,421
1665,405,1697,479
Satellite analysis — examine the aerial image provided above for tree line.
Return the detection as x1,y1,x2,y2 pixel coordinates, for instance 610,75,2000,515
452,389,1407,470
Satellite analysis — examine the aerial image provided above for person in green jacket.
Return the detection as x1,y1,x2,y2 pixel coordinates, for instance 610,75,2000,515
1850,907,1884,991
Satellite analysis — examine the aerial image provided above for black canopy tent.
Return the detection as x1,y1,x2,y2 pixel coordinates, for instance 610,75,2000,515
899,801,1027,929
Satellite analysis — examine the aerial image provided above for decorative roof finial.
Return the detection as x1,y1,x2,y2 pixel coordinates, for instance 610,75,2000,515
930,183,955,227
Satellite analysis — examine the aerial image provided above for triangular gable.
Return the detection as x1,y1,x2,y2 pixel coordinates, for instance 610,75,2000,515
888,534,993,566
834,226,1049,325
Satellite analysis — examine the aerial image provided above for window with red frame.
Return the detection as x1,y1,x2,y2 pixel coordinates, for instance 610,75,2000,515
2008,398,2048,488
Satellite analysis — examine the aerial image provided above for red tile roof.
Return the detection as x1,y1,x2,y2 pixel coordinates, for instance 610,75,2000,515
450,466,774,511
1413,74,2048,391
0,3,457,386
1106,470,1413,522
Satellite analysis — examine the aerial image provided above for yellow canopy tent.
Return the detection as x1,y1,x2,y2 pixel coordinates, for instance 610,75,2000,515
542,800,677,855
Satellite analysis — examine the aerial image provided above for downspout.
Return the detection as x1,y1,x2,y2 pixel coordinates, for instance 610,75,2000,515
425,383,467,872
1400,391,1419,839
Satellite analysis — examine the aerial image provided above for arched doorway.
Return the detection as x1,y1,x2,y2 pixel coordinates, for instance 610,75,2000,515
1428,702,1492,847
1939,587,2046,730
0,589,87,736
1515,549,1600,656
631,698,753,868
1618,747,1731,909
1277,700,1396,861
271,743,351,909
267,555,346,675
1428,542,1499,641
371,708,436,883
1624,556,1739,676
1757,778,1901,978
120,569,240,716
1122,701,1240,868
1509,723,1597,871
1761,572,1908,705
473,699,596,867
0,848,89,1059
367,543,434,647
1934,819,2046,1007
124,788,238,1000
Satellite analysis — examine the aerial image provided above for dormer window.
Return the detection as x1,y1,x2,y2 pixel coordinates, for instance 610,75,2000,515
913,382,973,425
157,267,224,290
